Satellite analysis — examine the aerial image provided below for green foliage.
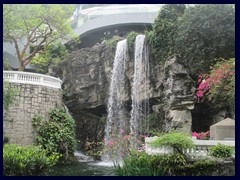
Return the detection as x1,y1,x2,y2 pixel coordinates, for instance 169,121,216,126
209,144,234,158
3,137,10,144
175,4,235,76
177,159,217,176
3,57,12,70
148,4,235,77
105,35,122,51
114,152,164,176
31,43,68,74
147,4,186,64
32,114,42,126
145,112,163,134
149,131,195,153
126,31,139,56
3,144,59,176
34,109,77,164
3,80,18,110
3,4,76,70
114,151,217,176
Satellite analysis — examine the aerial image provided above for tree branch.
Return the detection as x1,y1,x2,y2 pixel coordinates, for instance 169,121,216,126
20,22,44,59
5,33,22,64
22,27,53,65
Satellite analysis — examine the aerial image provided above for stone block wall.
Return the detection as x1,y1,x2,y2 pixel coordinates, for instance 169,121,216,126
3,83,63,145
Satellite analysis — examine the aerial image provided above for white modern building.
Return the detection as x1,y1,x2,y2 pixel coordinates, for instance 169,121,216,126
3,4,163,70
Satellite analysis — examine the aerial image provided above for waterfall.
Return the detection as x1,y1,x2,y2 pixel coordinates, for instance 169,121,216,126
104,39,128,161
130,34,150,146
104,35,150,162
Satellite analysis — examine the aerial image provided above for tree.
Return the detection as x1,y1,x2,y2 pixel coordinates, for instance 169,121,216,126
3,4,76,71
175,4,235,77
147,4,186,64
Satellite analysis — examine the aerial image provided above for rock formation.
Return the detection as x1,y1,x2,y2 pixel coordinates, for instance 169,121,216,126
53,42,196,149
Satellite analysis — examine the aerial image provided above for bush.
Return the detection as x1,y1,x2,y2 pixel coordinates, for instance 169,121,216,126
114,152,164,176
196,58,235,115
114,151,217,176
105,35,122,51
192,131,210,140
126,31,139,56
177,159,216,176
209,144,234,158
149,131,195,154
34,109,77,164
3,81,18,110
3,144,59,176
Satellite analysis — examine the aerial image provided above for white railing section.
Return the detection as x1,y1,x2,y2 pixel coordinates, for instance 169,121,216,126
145,136,235,157
3,71,62,89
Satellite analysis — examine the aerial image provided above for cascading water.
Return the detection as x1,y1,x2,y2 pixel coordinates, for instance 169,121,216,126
130,34,150,147
103,35,150,162
104,39,128,162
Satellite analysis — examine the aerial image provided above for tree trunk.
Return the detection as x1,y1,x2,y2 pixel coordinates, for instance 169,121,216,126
18,64,25,71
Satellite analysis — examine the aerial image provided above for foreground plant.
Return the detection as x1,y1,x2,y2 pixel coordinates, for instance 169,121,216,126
149,131,195,155
209,144,234,158
3,144,59,176
33,108,77,164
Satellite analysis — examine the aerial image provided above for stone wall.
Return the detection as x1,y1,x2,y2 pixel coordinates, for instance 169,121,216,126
3,83,63,145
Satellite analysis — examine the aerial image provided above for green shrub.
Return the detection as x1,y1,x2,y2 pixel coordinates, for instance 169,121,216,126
3,144,59,176
34,109,77,164
177,159,216,176
126,31,139,56
3,80,18,110
209,144,234,158
105,35,122,51
149,131,195,153
115,152,216,176
3,137,10,144
114,151,164,176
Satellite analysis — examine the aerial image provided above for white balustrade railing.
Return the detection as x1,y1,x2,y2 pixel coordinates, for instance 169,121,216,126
145,137,235,157
3,71,62,89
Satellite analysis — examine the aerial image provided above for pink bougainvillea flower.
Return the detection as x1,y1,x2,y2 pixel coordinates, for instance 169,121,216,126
120,129,125,134
196,91,204,98
229,71,234,76
108,141,114,147
192,132,198,137
124,135,130,140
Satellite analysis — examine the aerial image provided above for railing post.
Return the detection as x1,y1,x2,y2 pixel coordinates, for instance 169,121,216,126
40,76,44,84
14,73,18,81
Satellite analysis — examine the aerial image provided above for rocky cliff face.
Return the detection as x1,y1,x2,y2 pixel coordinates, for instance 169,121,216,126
53,42,196,149
163,56,196,133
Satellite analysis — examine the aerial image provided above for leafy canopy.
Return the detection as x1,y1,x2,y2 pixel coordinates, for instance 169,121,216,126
3,4,76,70
175,4,235,76
148,4,235,77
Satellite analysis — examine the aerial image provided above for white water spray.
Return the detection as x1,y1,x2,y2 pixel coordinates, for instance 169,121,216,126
130,34,150,145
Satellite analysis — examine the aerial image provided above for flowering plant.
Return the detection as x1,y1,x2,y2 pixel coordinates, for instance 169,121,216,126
196,58,235,109
104,129,147,162
192,131,210,140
